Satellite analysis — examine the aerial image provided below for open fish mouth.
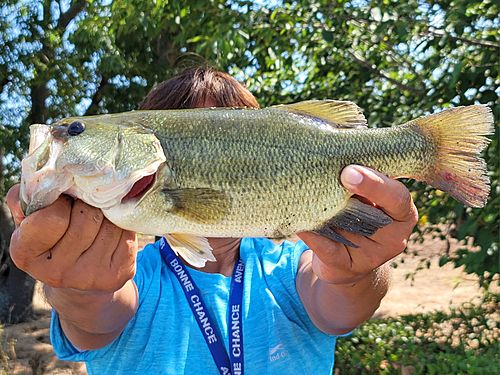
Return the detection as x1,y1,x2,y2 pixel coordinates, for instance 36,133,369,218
121,172,157,203
20,125,73,215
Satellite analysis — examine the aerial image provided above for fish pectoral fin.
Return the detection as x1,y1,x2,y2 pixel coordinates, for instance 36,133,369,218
315,198,393,246
165,233,216,267
272,100,367,129
162,187,230,224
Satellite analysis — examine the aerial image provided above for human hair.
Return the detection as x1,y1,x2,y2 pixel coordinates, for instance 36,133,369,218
139,66,259,110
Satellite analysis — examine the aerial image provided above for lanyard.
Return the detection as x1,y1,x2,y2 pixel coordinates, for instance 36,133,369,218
159,237,245,375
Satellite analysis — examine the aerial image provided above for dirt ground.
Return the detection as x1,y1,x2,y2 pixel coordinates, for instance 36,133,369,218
1,235,496,375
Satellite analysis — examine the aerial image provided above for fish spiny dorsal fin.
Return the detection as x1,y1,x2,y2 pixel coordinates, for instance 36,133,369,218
165,233,216,267
272,100,367,129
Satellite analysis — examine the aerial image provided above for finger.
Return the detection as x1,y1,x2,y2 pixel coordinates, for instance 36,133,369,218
11,195,73,257
110,231,138,285
74,230,136,292
89,218,123,267
50,200,104,263
297,230,365,268
111,231,137,272
369,220,415,251
297,231,344,254
6,184,25,226
299,230,388,283
341,165,416,222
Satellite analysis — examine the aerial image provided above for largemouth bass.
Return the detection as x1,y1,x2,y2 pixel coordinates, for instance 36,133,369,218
20,101,493,266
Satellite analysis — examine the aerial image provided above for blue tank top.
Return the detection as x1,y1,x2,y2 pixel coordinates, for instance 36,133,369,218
50,238,339,374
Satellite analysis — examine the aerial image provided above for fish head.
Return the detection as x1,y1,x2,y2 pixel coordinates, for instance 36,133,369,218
21,115,166,215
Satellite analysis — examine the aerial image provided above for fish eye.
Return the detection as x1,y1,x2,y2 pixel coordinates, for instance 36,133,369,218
67,121,85,136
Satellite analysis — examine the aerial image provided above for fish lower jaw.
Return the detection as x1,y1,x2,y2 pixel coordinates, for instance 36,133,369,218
69,164,162,210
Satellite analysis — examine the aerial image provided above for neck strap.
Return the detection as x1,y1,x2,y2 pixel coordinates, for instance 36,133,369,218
159,237,245,375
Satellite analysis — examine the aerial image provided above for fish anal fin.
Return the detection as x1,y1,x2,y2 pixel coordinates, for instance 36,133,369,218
313,226,359,248
165,233,216,267
272,100,367,129
163,187,230,224
328,198,392,237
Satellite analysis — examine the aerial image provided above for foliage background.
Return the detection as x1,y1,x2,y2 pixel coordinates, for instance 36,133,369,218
335,293,499,374
0,0,498,322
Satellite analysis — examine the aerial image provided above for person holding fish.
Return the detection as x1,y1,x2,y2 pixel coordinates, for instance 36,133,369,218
6,67,491,374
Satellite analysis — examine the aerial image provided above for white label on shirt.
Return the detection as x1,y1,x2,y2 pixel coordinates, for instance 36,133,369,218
269,343,289,363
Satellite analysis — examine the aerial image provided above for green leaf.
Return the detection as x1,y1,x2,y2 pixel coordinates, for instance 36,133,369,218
479,89,497,103
322,29,334,43
438,255,449,267
450,61,463,86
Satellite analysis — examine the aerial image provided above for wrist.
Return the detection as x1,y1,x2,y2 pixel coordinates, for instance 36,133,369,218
44,281,137,335
44,284,118,326
311,253,374,286
44,284,115,307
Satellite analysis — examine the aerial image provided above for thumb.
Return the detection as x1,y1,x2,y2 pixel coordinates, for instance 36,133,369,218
340,165,415,221
6,184,25,226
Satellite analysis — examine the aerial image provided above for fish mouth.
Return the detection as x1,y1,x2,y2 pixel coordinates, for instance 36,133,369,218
21,125,73,215
121,172,157,203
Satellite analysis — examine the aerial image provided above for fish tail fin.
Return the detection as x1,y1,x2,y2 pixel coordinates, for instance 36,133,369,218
412,105,494,207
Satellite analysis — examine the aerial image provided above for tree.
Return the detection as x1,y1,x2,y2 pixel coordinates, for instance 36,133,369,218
1,0,498,322
0,0,256,322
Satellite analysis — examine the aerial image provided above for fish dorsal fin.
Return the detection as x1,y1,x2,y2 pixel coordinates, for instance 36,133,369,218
165,233,216,267
272,100,367,128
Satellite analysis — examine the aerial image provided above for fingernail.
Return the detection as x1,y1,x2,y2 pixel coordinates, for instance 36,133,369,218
342,166,363,186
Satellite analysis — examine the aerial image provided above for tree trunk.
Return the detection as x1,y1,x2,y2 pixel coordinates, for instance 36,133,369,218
0,201,36,324
0,144,35,325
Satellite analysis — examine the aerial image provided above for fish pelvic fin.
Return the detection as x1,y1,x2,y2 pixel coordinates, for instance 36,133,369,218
165,234,216,267
412,105,494,208
272,100,367,128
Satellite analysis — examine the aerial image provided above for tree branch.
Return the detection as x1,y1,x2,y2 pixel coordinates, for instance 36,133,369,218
85,75,109,115
156,31,180,68
0,77,8,96
58,0,87,31
344,19,422,79
426,28,500,49
347,50,424,94
28,84,49,125
43,0,52,26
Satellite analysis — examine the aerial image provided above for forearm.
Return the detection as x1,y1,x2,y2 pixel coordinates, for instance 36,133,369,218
297,251,390,335
44,280,138,350
313,263,389,333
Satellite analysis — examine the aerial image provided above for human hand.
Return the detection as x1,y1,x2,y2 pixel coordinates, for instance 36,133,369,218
298,165,418,285
6,184,138,293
